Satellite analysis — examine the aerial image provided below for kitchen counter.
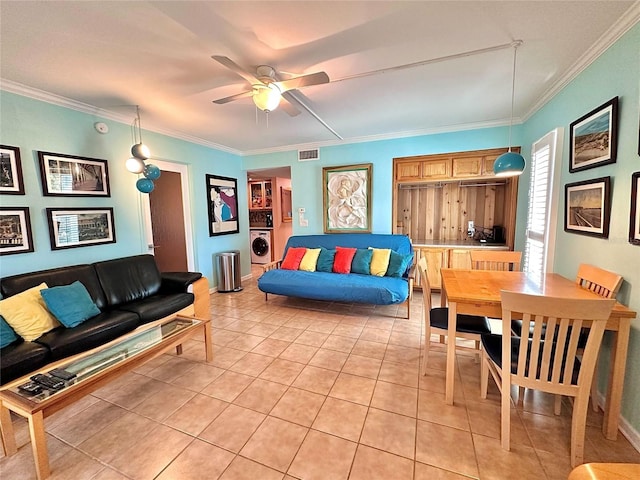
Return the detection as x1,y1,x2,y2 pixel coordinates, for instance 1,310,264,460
412,239,508,249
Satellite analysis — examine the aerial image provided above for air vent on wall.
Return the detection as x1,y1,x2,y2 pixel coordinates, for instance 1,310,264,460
298,148,319,162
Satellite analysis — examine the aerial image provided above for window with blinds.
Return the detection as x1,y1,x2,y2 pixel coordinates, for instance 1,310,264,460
523,128,562,276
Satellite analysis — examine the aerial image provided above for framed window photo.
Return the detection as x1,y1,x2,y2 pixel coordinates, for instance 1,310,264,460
322,163,372,233
38,151,110,196
565,176,611,238
0,145,25,195
629,172,640,245
46,207,115,250
0,207,34,255
569,97,618,173
206,174,239,236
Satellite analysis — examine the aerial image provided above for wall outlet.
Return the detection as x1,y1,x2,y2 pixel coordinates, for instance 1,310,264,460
467,221,474,237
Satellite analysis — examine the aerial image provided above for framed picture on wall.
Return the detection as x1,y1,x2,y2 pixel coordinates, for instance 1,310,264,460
0,145,25,195
629,172,640,245
564,176,611,238
46,207,116,250
0,207,34,255
38,151,110,196
569,97,618,173
322,163,372,233
206,174,239,236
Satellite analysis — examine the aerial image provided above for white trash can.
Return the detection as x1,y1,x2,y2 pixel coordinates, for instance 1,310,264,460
215,250,243,292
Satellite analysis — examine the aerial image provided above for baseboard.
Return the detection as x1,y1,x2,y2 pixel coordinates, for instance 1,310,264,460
596,391,640,452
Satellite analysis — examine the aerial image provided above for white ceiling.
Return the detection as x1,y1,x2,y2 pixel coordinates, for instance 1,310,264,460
1,1,637,155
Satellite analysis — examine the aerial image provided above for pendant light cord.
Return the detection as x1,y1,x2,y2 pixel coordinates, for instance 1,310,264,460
507,40,522,152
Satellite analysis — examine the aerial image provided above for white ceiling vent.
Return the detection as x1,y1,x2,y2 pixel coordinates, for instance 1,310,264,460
298,148,319,162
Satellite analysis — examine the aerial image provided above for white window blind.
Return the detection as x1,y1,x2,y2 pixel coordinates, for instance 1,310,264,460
524,128,562,277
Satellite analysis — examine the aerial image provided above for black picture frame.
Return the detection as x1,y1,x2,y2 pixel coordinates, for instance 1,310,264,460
569,97,618,173
629,172,640,245
206,174,239,236
0,145,25,195
38,151,110,197
564,176,611,238
0,207,34,255
46,207,116,250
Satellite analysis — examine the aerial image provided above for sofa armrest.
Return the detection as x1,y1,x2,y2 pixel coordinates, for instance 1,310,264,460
261,261,281,273
160,272,203,293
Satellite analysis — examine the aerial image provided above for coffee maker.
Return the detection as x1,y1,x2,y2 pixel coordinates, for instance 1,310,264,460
265,213,273,227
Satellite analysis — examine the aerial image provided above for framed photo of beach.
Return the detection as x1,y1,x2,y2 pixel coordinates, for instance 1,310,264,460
564,176,611,238
206,174,239,236
569,97,618,173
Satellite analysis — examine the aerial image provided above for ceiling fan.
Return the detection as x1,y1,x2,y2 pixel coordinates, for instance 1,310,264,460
211,55,330,116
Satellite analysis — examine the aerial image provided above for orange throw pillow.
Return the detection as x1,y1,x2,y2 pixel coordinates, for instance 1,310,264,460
281,247,307,270
333,246,357,274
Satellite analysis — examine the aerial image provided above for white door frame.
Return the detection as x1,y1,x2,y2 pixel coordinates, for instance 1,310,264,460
140,160,195,271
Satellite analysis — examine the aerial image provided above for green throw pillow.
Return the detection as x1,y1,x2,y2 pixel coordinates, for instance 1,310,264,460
40,281,101,328
386,251,414,277
316,247,336,273
351,248,373,275
0,315,19,348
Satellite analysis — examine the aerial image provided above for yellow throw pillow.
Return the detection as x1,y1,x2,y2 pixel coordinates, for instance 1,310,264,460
299,248,322,272
0,283,60,341
369,248,392,276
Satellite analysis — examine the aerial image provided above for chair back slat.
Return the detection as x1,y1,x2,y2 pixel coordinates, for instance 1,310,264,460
417,257,432,312
500,291,614,392
575,264,623,299
470,250,522,272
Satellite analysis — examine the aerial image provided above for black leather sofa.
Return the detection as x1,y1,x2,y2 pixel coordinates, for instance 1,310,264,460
0,254,203,385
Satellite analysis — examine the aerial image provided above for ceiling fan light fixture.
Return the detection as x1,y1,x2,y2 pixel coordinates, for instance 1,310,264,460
253,84,281,112
493,40,525,178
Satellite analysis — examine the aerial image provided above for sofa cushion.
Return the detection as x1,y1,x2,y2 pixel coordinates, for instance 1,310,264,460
41,281,101,328
351,248,373,275
35,310,139,361
258,270,409,305
0,315,19,349
116,293,194,325
0,283,60,341
333,246,357,274
281,247,307,270
369,248,391,277
386,251,414,278
316,248,336,273
94,255,162,308
0,339,51,385
1,264,107,310
299,248,321,272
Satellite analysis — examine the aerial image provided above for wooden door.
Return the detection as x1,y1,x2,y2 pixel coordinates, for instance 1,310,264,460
149,170,188,271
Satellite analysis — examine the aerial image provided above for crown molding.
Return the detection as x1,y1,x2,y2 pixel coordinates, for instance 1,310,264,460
523,1,640,121
0,79,242,156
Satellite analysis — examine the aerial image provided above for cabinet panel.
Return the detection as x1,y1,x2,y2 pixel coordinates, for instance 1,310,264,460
396,162,421,181
248,180,273,209
421,159,450,179
483,156,497,176
452,157,482,178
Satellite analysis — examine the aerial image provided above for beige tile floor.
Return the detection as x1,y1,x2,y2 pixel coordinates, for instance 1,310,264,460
1,271,639,479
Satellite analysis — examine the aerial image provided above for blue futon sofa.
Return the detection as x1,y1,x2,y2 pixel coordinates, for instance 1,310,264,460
257,234,414,318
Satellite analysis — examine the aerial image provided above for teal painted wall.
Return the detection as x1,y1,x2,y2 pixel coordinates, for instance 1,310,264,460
243,125,523,235
0,92,247,286
521,24,640,430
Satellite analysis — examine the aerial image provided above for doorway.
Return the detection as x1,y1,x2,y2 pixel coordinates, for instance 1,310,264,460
141,160,195,271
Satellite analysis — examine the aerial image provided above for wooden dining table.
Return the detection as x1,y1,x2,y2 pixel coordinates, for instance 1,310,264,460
440,268,637,440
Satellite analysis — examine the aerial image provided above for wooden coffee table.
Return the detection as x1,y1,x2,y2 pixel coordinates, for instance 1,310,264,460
0,315,212,479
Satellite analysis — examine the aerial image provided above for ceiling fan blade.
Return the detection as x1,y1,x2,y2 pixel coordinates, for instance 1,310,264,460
212,90,254,104
275,71,330,92
279,96,301,116
211,55,262,85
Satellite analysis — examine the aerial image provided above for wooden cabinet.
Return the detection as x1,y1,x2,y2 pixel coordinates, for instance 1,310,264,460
451,156,482,178
421,159,450,179
249,180,272,209
396,162,421,181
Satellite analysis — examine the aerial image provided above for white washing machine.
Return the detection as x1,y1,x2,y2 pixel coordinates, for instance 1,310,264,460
250,230,272,264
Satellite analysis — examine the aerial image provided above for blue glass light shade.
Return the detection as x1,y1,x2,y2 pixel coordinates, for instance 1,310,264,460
136,178,155,193
493,151,525,177
143,164,161,180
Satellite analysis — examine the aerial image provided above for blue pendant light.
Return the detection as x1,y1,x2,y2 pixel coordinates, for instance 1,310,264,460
494,41,525,177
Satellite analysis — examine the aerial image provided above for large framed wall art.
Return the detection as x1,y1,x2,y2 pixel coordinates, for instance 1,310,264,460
569,97,618,173
46,207,116,250
206,174,239,236
322,163,372,233
38,151,110,196
564,176,611,238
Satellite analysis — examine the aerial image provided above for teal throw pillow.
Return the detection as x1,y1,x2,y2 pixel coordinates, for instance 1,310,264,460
0,315,19,348
316,247,336,273
351,248,373,275
386,251,414,277
40,281,101,328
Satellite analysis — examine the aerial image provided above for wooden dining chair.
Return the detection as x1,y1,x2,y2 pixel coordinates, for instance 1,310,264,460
417,257,491,374
575,263,623,411
470,250,522,271
480,291,615,467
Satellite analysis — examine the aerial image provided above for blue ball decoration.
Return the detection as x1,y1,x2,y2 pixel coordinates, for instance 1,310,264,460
136,178,155,193
143,164,161,180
